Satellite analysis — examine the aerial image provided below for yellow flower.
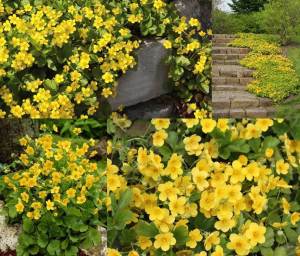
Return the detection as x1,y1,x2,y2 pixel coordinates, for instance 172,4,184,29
158,181,179,201
15,200,24,213
46,200,55,211
102,72,114,83
169,196,186,216
255,119,273,132
291,212,300,225
107,249,121,256
201,119,216,133
227,234,250,256
265,148,274,158
189,18,200,27
204,231,220,251
128,251,139,256
183,134,203,156
151,119,170,130
211,245,224,256
163,40,172,49
152,129,168,147
154,232,176,251
137,236,152,250
244,223,266,246
186,229,202,248
276,159,289,175
66,188,76,198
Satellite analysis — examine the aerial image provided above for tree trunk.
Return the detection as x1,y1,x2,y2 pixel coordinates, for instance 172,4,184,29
0,120,39,163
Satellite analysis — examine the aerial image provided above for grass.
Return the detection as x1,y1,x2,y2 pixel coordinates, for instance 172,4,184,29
287,47,300,77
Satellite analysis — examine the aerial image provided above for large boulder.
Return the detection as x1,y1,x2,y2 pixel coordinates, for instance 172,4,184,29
174,0,212,30
109,40,171,111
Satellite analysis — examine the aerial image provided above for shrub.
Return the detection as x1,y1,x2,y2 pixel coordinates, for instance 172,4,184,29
107,117,300,256
230,33,300,102
212,10,264,34
260,0,300,45
0,0,212,118
0,132,106,256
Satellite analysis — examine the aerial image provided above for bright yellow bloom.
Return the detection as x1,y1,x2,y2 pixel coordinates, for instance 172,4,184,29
152,129,168,147
227,234,250,256
154,232,176,251
201,119,216,133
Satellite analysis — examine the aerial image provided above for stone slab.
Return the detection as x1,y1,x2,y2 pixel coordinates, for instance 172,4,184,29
109,40,171,110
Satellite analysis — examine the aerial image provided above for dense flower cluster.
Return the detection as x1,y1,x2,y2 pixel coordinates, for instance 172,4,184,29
230,33,300,102
107,118,300,256
0,0,140,118
0,0,212,118
0,130,104,255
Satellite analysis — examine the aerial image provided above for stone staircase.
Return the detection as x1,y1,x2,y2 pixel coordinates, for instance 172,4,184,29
212,34,275,118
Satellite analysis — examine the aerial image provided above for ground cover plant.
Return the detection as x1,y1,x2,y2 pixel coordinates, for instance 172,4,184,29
107,117,300,255
0,121,107,256
230,33,300,102
0,0,212,118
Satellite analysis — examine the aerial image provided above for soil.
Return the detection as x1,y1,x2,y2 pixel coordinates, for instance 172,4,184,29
0,250,88,256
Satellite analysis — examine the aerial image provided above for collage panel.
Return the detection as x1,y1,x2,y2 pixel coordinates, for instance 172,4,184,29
212,0,300,118
107,117,300,256
0,119,107,256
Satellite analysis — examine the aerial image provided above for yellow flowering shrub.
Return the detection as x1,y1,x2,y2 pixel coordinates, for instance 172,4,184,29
0,130,105,255
107,118,300,256
0,0,211,118
230,33,300,102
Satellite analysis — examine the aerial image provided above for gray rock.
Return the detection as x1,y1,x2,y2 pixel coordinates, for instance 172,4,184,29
124,95,176,119
109,40,171,111
174,0,212,29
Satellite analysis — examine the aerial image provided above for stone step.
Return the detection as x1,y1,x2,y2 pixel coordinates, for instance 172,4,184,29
212,77,253,85
213,53,247,61
213,84,246,91
213,47,250,55
214,107,275,118
213,59,241,65
213,38,234,44
213,34,237,39
212,65,253,78
213,43,229,47
212,91,273,108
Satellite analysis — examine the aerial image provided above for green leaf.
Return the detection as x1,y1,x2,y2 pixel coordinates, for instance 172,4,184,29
28,245,39,255
261,247,274,256
248,138,261,152
64,246,78,256
173,226,189,246
176,56,191,67
262,136,280,151
135,221,159,238
44,79,58,91
118,189,133,210
23,217,34,233
88,227,101,246
47,240,60,255
167,131,178,150
274,247,287,256
261,228,274,247
114,209,133,229
283,227,298,243
37,233,48,248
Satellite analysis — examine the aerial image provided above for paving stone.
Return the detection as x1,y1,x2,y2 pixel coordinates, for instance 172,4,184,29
259,98,274,107
213,109,230,118
245,108,268,117
231,98,259,108
212,97,231,108
213,84,246,91
230,108,246,118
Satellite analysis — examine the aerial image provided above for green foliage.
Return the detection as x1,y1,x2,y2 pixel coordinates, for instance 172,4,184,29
213,10,265,34
259,0,300,45
230,33,300,102
229,0,268,13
